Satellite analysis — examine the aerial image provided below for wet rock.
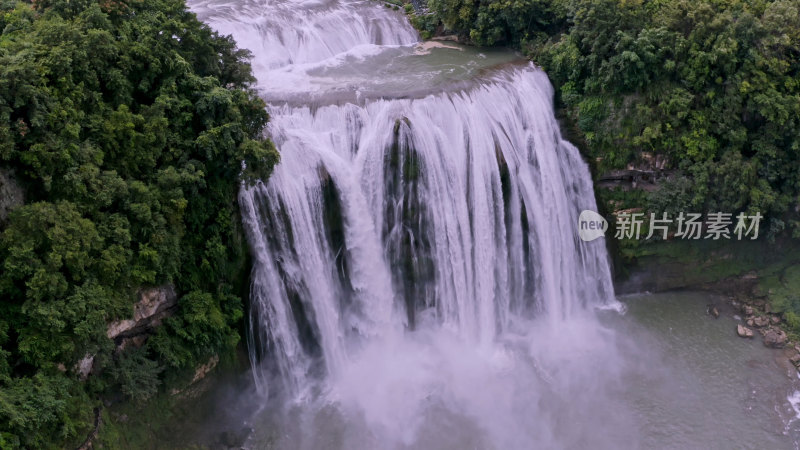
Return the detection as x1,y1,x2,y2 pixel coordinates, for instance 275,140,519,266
753,316,770,328
737,324,754,338
763,328,788,348
431,34,460,42
707,305,720,318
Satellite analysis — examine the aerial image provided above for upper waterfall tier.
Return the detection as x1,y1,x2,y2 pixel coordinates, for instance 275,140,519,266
191,0,526,103
190,0,419,70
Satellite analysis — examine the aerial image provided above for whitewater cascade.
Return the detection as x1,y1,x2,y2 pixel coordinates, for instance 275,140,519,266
191,0,623,447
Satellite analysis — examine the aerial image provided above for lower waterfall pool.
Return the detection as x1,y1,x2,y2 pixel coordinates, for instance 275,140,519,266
167,292,800,449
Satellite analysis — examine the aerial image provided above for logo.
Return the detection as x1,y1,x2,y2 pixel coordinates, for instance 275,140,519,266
578,210,608,242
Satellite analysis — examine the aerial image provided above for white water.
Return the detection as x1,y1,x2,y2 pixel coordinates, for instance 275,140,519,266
191,0,632,448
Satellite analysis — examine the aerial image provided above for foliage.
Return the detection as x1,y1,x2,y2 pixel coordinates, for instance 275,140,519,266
426,0,567,45
537,0,800,224
408,11,438,40
424,0,800,231
759,265,800,333
0,0,277,446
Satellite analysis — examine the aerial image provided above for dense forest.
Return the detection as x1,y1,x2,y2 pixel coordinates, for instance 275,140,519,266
0,0,277,447
419,0,800,233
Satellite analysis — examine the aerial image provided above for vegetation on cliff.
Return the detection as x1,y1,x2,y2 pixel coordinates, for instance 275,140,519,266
0,0,277,447
423,0,800,234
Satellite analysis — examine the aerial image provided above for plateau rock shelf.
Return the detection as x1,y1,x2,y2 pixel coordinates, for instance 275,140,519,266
191,0,624,448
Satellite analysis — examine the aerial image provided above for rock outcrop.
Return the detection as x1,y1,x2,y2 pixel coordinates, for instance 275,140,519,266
74,286,178,383
763,328,788,348
76,354,95,381
107,285,178,343
191,355,220,384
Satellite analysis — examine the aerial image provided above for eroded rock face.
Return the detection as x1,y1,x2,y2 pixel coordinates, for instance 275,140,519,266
107,285,178,340
0,167,24,228
107,320,137,340
134,285,177,322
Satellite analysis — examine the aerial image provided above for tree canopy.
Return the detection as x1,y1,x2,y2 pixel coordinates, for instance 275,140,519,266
0,0,277,447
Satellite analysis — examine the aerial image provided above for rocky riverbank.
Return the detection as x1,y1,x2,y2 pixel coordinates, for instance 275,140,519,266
616,238,800,377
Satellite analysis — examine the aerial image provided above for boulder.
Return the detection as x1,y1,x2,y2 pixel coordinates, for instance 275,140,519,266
743,305,754,316
789,353,800,367
763,328,788,348
753,316,770,328
737,324,754,338
771,315,781,325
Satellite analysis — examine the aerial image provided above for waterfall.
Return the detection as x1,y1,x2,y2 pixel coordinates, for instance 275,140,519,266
192,0,625,447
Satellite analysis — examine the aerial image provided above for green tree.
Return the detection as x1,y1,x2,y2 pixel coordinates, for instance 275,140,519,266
0,0,278,446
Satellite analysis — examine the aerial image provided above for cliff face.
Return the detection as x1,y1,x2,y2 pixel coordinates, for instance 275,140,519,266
107,285,179,346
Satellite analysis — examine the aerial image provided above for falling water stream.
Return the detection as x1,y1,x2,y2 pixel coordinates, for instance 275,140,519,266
184,0,800,448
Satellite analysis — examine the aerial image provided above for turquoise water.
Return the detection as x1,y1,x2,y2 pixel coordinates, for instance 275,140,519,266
606,291,800,449
167,291,800,449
